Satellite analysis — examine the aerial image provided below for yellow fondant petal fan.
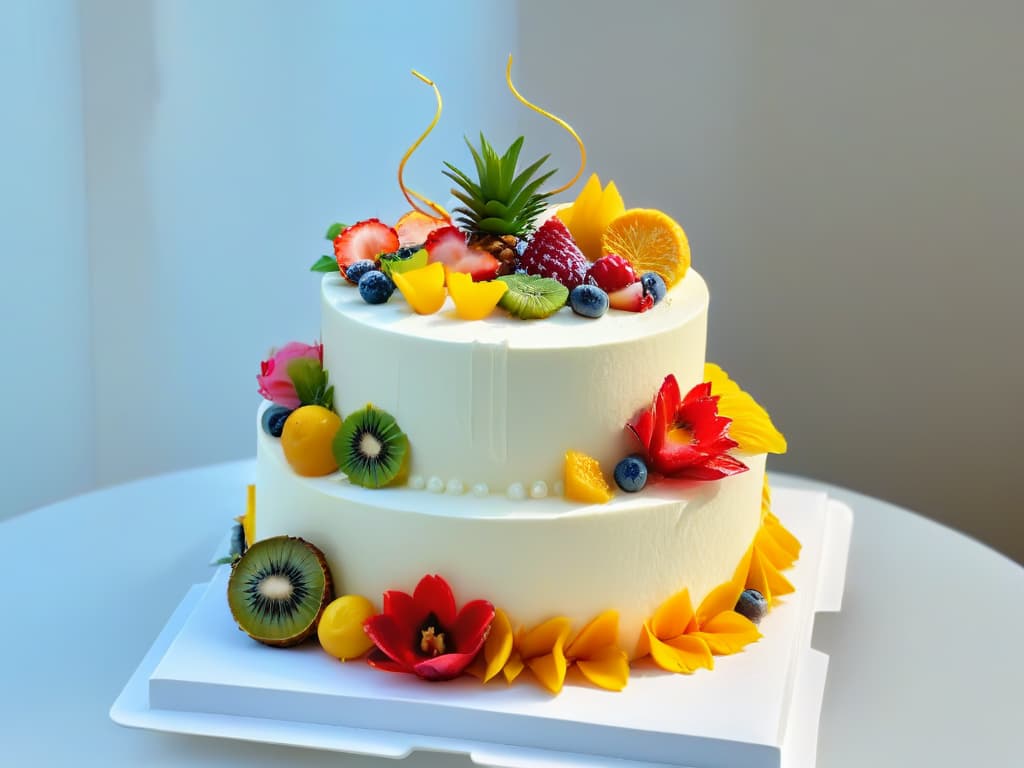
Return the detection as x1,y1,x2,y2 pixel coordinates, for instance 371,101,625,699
565,610,618,660
690,611,762,656
575,646,629,691
481,608,514,683
650,588,695,640
644,625,714,674
704,363,787,454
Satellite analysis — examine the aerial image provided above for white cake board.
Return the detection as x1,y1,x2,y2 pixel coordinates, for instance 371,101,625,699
111,486,852,768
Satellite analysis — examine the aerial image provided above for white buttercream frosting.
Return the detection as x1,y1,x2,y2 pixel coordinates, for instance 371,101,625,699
320,269,709,491
255,415,766,647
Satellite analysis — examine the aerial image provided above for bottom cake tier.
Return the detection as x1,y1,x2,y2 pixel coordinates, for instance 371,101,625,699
255,406,767,645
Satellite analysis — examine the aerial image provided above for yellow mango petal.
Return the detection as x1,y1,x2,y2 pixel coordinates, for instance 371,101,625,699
502,650,525,684
764,515,802,562
634,622,652,660
760,549,796,597
526,647,568,694
703,363,787,454
647,628,713,674
756,525,798,571
691,611,762,655
392,262,446,315
650,588,695,640
481,608,514,683
447,271,508,320
576,646,629,691
565,610,618,660
237,484,256,548
519,616,572,660
695,579,745,631
598,180,625,225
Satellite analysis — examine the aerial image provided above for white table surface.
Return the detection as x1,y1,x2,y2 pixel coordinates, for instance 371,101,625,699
2,461,1022,767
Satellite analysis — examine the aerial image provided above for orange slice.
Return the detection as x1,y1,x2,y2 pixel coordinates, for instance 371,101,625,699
564,450,613,504
446,271,508,320
601,209,691,288
391,262,446,314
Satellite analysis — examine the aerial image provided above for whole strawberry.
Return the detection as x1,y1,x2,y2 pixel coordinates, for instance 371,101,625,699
519,218,589,290
586,253,637,293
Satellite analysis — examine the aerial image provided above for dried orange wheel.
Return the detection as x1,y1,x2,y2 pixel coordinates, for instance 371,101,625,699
601,209,691,288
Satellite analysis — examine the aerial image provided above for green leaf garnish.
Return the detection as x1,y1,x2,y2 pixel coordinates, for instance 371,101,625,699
310,255,339,273
287,358,332,408
325,222,347,240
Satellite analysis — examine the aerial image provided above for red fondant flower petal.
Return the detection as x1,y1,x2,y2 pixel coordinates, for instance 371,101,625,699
682,453,749,480
627,408,655,449
451,599,496,654
363,613,419,670
382,589,418,631
366,647,412,674
413,650,483,681
413,574,457,628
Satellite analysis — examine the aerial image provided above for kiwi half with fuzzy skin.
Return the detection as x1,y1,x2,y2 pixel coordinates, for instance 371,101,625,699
227,536,333,647
333,404,409,488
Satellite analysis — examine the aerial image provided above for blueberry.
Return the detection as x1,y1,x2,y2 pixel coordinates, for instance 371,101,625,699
261,405,293,437
641,272,667,304
735,589,768,624
358,270,395,304
569,284,609,318
343,259,377,285
614,455,648,492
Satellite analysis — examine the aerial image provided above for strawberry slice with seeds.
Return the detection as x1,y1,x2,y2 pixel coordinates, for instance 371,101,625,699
608,281,654,312
424,226,500,282
334,219,400,276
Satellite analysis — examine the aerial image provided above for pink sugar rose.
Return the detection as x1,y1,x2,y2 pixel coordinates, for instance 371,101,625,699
257,342,323,408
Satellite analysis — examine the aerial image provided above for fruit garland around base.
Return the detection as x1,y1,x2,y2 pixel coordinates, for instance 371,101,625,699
223,474,801,694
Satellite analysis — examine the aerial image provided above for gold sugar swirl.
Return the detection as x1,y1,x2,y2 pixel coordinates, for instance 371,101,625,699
397,70,449,221
505,54,586,196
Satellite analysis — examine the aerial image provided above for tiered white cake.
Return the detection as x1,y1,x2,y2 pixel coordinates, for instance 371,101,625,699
255,268,767,640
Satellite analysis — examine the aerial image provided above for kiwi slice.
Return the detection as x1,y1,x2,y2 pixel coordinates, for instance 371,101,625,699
227,536,333,647
497,274,568,319
333,404,409,488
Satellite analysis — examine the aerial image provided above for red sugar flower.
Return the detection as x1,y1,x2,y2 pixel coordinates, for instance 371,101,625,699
627,375,748,480
363,574,495,681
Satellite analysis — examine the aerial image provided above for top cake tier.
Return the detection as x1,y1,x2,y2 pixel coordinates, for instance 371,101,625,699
320,269,710,492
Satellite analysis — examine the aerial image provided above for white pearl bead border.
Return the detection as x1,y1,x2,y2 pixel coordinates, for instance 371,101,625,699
407,474,562,501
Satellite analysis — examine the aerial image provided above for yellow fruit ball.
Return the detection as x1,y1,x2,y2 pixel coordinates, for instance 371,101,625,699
280,405,341,477
317,594,377,660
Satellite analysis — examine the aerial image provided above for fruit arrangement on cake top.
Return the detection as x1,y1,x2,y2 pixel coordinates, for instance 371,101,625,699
311,57,689,322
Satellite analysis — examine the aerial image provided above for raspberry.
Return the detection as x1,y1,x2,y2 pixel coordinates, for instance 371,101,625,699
519,218,589,290
586,253,637,293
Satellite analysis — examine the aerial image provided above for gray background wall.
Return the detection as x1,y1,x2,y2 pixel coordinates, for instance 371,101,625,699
517,0,1023,561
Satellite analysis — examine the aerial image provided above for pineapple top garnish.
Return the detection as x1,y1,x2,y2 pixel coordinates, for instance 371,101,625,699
443,135,556,238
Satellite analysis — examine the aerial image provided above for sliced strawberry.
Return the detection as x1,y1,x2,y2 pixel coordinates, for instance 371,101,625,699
608,281,654,312
519,217,589,289
395,210,451,247
424,226,500,282
333,218,400,275
587,253,637,293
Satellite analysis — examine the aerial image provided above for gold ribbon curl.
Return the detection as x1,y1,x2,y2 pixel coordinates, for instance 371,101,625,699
397,70,450,221
505,54,586,196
